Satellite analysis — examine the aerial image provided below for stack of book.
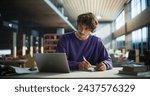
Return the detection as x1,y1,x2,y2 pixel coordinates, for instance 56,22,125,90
119,64,150,76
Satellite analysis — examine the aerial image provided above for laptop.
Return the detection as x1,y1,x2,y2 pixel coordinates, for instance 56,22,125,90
33,53,70,73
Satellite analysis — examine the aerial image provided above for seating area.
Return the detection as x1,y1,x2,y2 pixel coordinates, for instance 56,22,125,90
109,48,143,67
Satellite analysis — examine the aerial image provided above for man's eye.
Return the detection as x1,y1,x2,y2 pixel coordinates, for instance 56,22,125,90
85,28,90,30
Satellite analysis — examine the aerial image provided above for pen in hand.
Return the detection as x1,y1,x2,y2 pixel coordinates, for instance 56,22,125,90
82,56,95,71
83,56,86,61
83,56,91,67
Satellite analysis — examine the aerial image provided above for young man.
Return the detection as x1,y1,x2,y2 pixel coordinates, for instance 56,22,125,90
56,12,113,71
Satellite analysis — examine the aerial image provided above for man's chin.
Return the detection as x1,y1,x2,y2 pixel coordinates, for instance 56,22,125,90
79,36,87,40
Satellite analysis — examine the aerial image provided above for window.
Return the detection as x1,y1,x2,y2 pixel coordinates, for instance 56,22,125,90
131,0,146,18
115,10,125,30
141,0,146,11
142,27,147,42
116,35,125,48
132,27,148,55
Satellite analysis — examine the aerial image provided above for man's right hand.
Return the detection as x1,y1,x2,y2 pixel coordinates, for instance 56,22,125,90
78,60,91,70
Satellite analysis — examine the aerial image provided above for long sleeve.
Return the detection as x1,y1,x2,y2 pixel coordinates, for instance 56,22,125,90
96,39,113,70
56,36,80,70
68,61,80,70
102,56,113,70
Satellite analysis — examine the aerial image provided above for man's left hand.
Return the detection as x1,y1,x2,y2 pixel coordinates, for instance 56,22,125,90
96,63,107,71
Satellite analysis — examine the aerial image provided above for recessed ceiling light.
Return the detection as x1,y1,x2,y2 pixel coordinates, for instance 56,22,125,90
96,15,102,20
9,23,12,27
64,16,68,20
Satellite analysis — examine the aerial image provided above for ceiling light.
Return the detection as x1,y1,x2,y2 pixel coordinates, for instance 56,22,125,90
96,15,102,20
9,23,12,27
60,0,64,4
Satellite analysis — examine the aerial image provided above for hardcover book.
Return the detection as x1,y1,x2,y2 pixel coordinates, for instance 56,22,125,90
122,64,147,72
119,70,150,76
119,64,150,76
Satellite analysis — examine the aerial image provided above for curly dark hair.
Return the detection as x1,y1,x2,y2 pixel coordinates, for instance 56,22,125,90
77,12,98,32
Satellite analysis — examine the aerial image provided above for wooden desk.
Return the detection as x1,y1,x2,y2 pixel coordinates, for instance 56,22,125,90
0,59,27,68
1,67,150,79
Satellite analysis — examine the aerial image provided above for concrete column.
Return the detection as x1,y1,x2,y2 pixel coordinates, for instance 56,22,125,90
22,34,26,56
126,33,132,49
35,36,39,53
13,32,17,58
57,28,65,35
30,35,33,57
40,37,44,53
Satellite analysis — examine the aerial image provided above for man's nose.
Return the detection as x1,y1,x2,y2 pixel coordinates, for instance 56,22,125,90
80,29,86,33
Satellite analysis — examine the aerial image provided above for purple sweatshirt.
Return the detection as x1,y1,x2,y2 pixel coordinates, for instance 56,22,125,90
56,32,113,70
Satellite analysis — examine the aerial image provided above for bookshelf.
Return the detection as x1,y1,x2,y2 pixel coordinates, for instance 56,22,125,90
44,34,61,53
